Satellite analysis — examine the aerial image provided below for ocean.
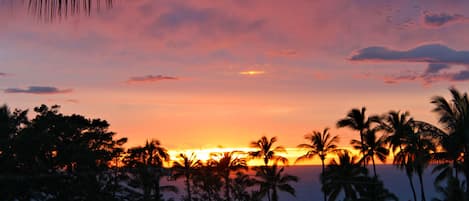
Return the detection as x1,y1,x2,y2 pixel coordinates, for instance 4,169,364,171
162,164,440,201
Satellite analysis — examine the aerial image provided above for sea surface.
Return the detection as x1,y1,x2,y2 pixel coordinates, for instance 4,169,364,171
162,165,440,201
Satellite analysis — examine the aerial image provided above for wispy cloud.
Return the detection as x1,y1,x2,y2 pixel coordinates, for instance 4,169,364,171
423,12,468,28
126,75,179,84
266,49,298,57
0,72,7,76
4,86,73,94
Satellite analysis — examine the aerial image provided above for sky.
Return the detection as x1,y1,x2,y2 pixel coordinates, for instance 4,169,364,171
1,0,469,164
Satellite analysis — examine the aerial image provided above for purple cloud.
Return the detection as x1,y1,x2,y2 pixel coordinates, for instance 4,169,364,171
5,86,72,94
350,44,469,65
423,12,467,27
0,73,6,76
451,70,469,81
425,63,451,74
126,75,179,84
147,4,265,37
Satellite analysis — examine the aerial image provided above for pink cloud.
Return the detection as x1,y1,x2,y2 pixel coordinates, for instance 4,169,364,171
126,75,179,84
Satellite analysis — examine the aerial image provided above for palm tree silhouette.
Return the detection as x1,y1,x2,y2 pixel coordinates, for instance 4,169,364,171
337,107,379,168
249,136,288,166
296,128,338,201
393,128,435,201
321,150,368,201
231,172,259,201
123,140,172,201
431,87,469,199
351,128,389,178
191,163,224,201
22,0,114,21
172,153,201,201
210,151,248,201
253,164,298,201
381,110,418,201
433,176,466,201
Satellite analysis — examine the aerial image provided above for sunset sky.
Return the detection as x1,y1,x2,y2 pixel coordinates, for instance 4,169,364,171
1,0,469,163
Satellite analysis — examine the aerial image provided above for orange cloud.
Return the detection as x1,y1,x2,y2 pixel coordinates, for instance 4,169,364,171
239,70,265,76
126,75,179,84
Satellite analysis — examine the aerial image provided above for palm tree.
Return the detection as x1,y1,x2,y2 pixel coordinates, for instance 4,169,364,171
431,87,469,199
249,136,288,166
321,150,368,201
381,110,418,201
21,0,115,21
210,151,248,201
191,163,224,201
431,133,464,186
172,153,201,201
395,129,435,201
232,172,259,201
337,107,379,167
253,164,298,201
351,128,389,178
296,128,338,201
123,140,171,201
433,176,466,201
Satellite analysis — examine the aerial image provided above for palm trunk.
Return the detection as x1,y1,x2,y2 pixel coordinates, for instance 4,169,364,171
155,174,161,201
417,172,426,201
360,130,366,168
272,187,278,201
372,155,377,178
464,144,469,200
267,189,271,201
225,174,231,201
185,177,191,201
406,170,417,201
321,158,327,201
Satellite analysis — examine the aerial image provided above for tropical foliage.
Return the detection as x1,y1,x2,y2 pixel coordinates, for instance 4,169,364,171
2,88,469,201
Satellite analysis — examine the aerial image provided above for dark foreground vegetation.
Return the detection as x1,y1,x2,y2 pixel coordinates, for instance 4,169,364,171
1,87,469,201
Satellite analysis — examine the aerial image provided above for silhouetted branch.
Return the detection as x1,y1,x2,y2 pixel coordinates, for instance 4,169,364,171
0,0,115,22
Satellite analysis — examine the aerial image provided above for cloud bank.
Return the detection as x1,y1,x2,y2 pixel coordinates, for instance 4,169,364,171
350,44,469,85
350,44,469,64
5,86,73,94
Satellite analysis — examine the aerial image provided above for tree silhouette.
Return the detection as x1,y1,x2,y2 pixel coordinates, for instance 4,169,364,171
4,0,116,22
172,153,201,201
249,136,288,166
210,151,248,201
381,110,418,201
432,176,466,201
337,107,379,168
431,87,469,199
123,140,175,201
191,163,224,201
296,128,338,201
321,150,368,201
351,128,389,178
253,164,298,201
231,172,261,201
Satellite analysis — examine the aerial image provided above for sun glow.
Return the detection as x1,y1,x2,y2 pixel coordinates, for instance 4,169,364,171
166,147,363,167
239,70,265,75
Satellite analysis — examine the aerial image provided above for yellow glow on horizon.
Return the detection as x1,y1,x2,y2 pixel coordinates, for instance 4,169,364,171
165,147,374,167
239,70,265,75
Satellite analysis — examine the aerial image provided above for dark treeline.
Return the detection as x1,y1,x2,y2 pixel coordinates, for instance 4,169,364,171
0,87,469,201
